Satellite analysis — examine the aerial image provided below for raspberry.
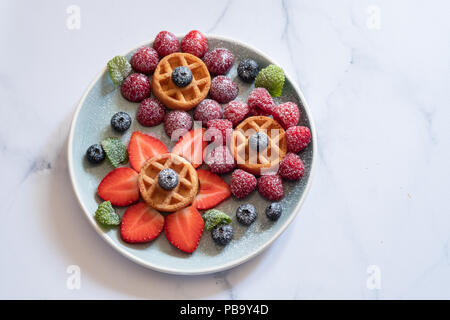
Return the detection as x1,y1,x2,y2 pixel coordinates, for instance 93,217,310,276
205,119,233,145
230,169,257,199
203,48,234,75
257,174,283,201
111,112,132,132
248,88,274,116
137,98,165,127
181,30,208,58
272,102,300,129
223,101,249,126
121,73,151,102
205,145,236,174
286,126,311,153
238,59,259,83
210,76,239,104
164,110,193,138
278,153,305,180
153,31,179,57
107,56,132,86
130,46,159,74
194,99,223,126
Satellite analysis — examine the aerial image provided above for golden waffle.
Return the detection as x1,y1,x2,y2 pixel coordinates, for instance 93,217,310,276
152,52,211,110
138,153,199,212
230,116,287,175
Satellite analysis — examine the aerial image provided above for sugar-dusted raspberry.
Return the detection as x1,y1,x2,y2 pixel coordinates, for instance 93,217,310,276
230,169,257,199
286,126,311,153
136,98,165,127
210,76,239,104
181,30,208,58
121,73,151,102
194,99,223,126
205,145,236,174
248,87,275,116
153,31,179,57
164,110,193,138
278,153,305,180
272,102,300,129
223,101,249,126
203,48,234,75
205,119,233,145
257,174,283,201
130,46,159,74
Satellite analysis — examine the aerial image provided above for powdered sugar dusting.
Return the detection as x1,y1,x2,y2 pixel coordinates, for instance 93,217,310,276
153,31,180,57
78,36,315,271
224,100,249,126
136,98,165,127
120,73,151,102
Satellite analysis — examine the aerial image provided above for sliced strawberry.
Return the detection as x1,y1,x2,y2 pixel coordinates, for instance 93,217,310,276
120,202,165,243
193,169,231,210
97,167,139,206
164,206,204,253
172,128,208,168
128,131,168,172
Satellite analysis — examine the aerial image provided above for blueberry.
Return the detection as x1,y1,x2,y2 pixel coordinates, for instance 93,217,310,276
266,202,282,221
86,144,105,164
211,224,234,246
172,66,193,87
158,168,179,190
236,203,257,226
237,59,259,83
248,132,269,152
111,112,132,132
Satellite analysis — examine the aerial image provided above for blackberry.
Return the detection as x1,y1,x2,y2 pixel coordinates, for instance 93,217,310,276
248,132,269,152
158,168,179,190
86,144,105,164
211,224,234,246
236,203,257,226
111,112,132,132
237,59,259,83
172,66,193,87
265,203,282,221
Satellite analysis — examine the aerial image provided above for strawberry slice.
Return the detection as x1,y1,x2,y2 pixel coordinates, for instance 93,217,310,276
172,128,208,168
164,206,204,253
128,131,168,172
193,169,231,210
120,202,165,243
97,167,139,206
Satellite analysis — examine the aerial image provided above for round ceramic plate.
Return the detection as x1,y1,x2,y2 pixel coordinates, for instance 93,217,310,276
68,35,317,275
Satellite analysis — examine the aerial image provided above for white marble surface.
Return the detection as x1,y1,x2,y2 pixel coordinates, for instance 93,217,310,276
1,0,450,299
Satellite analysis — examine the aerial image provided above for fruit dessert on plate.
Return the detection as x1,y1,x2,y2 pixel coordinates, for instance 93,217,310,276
84,30,312,255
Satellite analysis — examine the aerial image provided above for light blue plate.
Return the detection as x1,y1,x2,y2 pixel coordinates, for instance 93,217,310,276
68,35,317,275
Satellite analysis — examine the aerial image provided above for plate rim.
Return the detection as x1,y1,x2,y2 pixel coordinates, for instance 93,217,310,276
67,34,318,275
